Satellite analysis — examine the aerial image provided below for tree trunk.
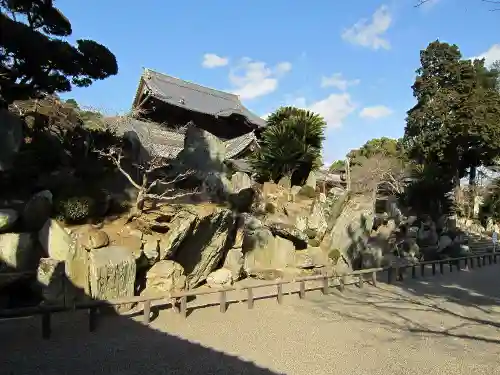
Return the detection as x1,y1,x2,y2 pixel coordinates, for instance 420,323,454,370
468,166,477,218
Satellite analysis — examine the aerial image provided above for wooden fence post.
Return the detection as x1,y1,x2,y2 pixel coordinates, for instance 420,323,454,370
299,281,306,299
371,271,377,287
478,256,482,267
439,262,444,274
219,291,227,313
277,284,284,304
449,261,453,272
412,265,416,278
180,296,187,318
143,300,151,324
247,288,254,309
470,257,475,269
420,264,425,277
358,275,364,288
432,263,436,275
456,259,461,271
88,307,98,332
387,267,393,284
322,276,329,295
41,312,51,340
339,276,345,292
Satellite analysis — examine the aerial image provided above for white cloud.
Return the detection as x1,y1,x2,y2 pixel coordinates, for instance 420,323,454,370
287,93,356,128
321,73,360,91
228,58,292,100
275,61,292,74
341,5,392,50
359,105,393,119
202,53,229,68
471,44,500,67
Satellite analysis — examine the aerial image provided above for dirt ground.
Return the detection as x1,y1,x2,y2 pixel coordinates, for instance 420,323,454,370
2,262,500,375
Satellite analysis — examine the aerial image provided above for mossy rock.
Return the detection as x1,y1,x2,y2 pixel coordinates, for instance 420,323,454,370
308,238,321,247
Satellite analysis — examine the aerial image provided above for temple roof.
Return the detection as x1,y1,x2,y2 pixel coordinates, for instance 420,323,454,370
110,117,257,160
132,69,267,129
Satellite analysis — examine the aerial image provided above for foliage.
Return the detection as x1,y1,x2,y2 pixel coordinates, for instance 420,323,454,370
55,196,94,223
480,177,500,220
491,60,500,92
403,40,500,184
251,106,326,184
328,248,341,265
64,98,105,129
0,0,118,106
350,153,407,195
347,137,405,167
1,97,121,195
329,159,345,172
97,145,197,220
397,163,455,218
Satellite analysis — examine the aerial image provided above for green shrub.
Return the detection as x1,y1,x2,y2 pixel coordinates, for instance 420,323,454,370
328,248,341,264
56,196,94,223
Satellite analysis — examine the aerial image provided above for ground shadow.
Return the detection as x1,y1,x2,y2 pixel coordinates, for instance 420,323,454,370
301,261,500,346
0,253,281,375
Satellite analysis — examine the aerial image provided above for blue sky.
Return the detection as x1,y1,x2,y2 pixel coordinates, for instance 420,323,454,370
57,0,500,165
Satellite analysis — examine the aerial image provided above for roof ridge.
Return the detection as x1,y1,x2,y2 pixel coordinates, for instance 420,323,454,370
144,68,240,102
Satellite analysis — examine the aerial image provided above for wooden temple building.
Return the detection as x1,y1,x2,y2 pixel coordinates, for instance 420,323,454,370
113,68,267,172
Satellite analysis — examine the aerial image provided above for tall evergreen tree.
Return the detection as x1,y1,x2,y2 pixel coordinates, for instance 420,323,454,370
0,0,118,107
404,40,500,187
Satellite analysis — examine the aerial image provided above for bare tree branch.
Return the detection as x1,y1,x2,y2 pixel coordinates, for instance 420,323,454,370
97,140,199,220
351,154,407,195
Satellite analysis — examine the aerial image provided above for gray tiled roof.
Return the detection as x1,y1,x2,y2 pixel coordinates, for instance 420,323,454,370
140,69,267,129
109,117,257,160
316,169,345,184
225,158,253,173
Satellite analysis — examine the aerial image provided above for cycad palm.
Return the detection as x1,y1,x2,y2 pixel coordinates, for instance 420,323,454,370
251,106,326,184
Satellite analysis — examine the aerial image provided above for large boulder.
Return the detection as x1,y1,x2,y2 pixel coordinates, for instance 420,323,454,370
223,248,244,280
159,210,198,259
22,190,53,231
145,260,186,295
307,198,328,240
438,235,452,252
202,172,232,201
266,222,308,250
277,176,292,190
231,172,252,193
36,258,66,304
304,246,331,267
79,228,109,250
178,123,226,173
0,233,38,271
206,268,233,288
229,187,257,213
299,171,317,198
243,227,295,271
89,246,136,311
0,209,18,233
38,219,74,261
173,208,234,289
272,237,296,268
360,245,383,269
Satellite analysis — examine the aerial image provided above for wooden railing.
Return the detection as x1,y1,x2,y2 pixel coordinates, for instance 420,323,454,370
0,251,498,339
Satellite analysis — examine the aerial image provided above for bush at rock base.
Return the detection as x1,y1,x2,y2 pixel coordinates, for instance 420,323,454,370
56,196,95,223
328,248,341,264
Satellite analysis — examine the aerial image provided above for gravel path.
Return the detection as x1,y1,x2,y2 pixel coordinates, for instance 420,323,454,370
2,264,500,375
